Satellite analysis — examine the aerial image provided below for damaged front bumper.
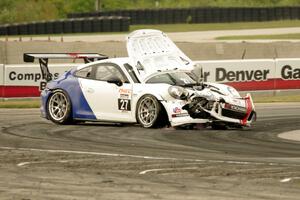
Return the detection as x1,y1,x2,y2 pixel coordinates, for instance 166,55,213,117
192,93,256,127
164,93,256,127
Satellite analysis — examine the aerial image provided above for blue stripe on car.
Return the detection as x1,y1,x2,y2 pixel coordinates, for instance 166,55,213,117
41,69,96,120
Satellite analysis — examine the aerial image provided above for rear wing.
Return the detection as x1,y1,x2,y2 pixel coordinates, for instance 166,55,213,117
23,53,108,82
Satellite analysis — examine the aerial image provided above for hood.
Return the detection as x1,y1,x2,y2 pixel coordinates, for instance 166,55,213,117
126,29,194,79
205,82,241,98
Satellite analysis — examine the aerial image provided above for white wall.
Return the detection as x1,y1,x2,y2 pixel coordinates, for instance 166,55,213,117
4,64,76,87
1,59,300,97
196,58,300,91
1,64,76,98
0,64,4,98
0,64,4,86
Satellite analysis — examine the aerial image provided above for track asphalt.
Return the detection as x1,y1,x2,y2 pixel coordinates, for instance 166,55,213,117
0,103,299,199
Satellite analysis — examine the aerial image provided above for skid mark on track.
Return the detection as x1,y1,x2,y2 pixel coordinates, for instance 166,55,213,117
139,167,199,175
17,159,94,167
0,146,178,163
1,146,299,169
280,177,300,183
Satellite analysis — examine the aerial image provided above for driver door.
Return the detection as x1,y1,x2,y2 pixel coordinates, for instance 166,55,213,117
79,63,135,122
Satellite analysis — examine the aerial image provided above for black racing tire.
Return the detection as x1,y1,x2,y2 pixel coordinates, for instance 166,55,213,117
136,95,163,128
46,90,72,124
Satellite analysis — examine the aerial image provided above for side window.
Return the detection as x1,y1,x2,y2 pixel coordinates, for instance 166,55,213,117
75,66,92,78
95,64,129,83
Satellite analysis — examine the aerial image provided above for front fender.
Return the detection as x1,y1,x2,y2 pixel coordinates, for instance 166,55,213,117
131,83,171,120
133,83,170,101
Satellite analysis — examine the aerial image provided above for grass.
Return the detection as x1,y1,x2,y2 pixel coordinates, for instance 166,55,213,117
252,95,300,103
0,94,300,108
217,33,300,40
0,99,40,108
130,20,300,32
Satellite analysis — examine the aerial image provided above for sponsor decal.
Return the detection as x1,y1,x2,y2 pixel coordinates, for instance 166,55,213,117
173,107,182,114
118,88,132,99
120,93,130,99
231,105,246,112
119,88,131,94
171,106,188,118
171,113,189,118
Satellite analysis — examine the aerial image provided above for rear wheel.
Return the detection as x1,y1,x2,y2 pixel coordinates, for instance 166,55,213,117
136,95,163,128
47,90,72,124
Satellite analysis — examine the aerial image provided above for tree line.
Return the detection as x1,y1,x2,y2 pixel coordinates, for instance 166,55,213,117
1,0,300,24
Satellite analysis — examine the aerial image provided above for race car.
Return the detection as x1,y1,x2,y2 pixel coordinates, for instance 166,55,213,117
24,29,256,129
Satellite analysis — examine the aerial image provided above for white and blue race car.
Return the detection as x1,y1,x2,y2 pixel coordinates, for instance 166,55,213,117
24,29,256,129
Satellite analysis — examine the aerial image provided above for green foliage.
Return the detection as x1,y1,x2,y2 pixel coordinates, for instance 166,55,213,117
1,0,300,24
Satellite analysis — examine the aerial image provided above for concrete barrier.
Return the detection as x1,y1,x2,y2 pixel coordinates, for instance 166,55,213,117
196,58,300,91
3,41,300,65
0,64,4,97
1,58,300,98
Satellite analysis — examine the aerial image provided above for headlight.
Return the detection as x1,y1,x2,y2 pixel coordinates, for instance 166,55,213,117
168,86,189,100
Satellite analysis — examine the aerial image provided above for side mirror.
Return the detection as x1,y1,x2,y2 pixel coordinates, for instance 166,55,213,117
107,76,123,86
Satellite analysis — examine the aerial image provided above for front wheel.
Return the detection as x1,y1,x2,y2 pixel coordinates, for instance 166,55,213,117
47,90,72,124
136,95,162,128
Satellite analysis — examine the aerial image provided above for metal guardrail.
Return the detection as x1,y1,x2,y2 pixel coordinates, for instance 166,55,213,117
68,7,300,25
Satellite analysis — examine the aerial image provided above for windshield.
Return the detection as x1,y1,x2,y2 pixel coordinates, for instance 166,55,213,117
146,72,197,86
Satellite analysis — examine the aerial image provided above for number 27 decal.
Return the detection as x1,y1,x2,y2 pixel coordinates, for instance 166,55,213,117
118,99,131,111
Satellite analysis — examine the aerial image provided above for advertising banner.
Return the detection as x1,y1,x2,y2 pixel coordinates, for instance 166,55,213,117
196,59,276,91
2,59,300,97
274,59,300,90
2,64,76,98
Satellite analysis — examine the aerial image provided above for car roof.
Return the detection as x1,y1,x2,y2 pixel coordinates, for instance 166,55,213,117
76,57,130,70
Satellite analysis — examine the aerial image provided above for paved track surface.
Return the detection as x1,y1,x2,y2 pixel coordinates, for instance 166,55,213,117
2,27,300,43
0,103,300,200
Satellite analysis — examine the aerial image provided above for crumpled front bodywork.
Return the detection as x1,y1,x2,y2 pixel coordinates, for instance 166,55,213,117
161,82,256,127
